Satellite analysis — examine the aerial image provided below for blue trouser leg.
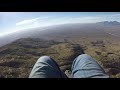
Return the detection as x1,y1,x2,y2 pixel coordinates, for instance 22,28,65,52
29,54,109,78
71,54,109,78
29,56,67,78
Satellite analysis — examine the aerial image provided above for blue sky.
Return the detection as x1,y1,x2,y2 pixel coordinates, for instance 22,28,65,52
0,12,120,36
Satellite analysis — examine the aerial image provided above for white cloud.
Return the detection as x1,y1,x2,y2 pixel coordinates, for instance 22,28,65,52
16,17,49,26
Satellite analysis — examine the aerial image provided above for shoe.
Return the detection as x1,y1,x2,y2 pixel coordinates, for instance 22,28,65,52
65,70,71,78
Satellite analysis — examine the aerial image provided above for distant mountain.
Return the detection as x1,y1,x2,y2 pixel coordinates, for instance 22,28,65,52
0,22,120,47
97,21,120,25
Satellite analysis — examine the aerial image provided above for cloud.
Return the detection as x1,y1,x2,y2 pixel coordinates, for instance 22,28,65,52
16,17,49,26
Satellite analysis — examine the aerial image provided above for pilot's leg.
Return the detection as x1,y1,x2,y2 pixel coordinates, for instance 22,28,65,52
71,54,109,78
29,56,67,78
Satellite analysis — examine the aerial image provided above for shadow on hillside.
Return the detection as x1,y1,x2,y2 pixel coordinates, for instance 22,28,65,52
0,61,24,68
57,43,85,71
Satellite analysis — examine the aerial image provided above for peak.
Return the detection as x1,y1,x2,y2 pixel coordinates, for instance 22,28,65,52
97,21,120,25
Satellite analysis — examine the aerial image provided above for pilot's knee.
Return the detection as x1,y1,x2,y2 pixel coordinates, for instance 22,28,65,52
77,54,90,59
37,56,51,63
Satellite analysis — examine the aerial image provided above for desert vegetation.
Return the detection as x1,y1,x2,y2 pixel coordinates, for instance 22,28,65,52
0,37,120,78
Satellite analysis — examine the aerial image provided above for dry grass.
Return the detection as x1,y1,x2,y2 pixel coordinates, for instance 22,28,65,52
0,38,120,78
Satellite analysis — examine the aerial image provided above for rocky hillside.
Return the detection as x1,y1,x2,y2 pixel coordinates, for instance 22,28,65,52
0,38,84,78
0,37,120,78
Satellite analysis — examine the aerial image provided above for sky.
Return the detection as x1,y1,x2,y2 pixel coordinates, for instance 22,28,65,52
0,12,120,36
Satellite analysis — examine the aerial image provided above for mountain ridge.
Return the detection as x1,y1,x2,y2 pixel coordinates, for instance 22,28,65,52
97,21,120,25
0,22,120,47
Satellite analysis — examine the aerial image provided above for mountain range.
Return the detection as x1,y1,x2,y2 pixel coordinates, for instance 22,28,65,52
97,21,120,25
